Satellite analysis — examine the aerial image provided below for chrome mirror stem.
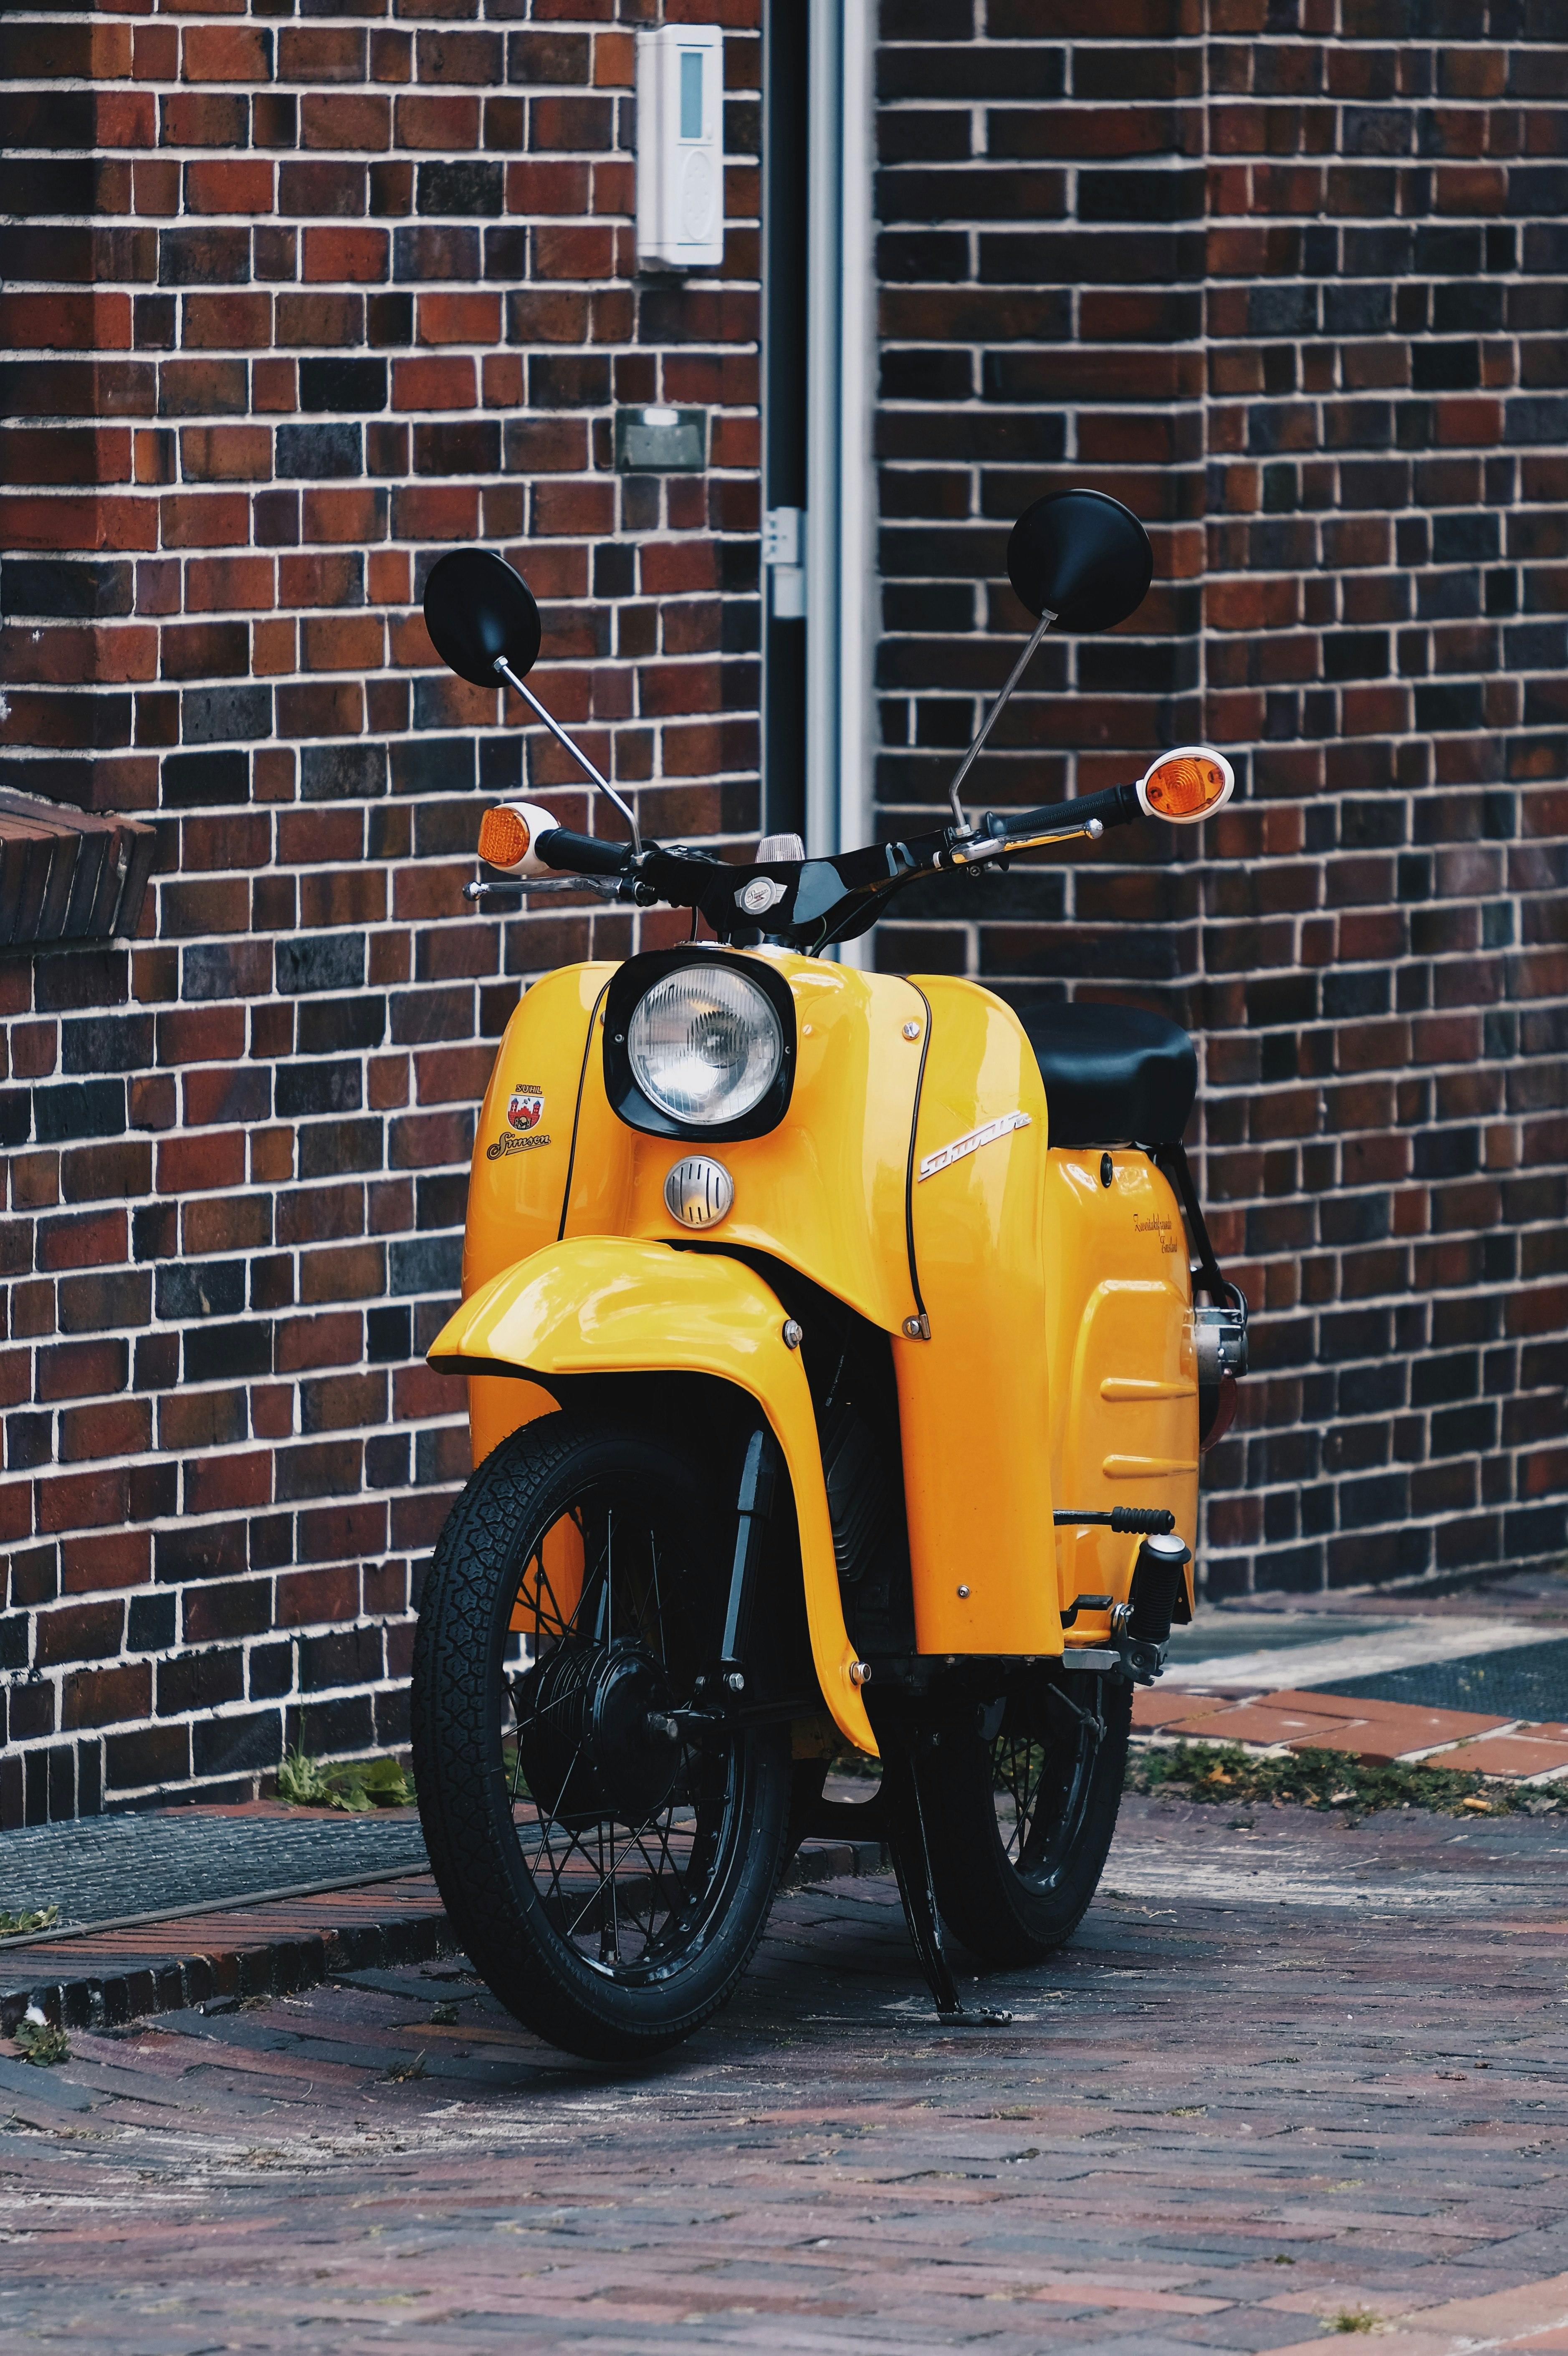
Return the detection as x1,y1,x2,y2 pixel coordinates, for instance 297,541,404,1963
944,607,1056,837
495,657,643,854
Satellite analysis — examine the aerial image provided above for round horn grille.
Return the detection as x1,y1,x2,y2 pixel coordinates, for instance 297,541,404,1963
663,1156,734,1229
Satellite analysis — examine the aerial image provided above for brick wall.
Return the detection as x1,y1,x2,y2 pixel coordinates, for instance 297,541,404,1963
3,0,1566,1823
0,0,763,1824
871,0,1568,1600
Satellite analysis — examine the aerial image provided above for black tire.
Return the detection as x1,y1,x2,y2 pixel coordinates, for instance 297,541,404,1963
411,1415,791,2062
918,1672,1131,1968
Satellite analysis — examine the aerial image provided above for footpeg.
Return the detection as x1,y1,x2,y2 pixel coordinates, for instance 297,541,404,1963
1113,1532,1191,1685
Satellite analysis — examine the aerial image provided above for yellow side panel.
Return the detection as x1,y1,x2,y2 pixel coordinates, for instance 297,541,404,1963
1046,1150,1198,1613
577,956,926,1338
431,1238,878,1757
895,976,1062,1658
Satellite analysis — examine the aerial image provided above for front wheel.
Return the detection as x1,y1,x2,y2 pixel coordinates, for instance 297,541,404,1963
411,1415,791,2062
918,1671,1130,1967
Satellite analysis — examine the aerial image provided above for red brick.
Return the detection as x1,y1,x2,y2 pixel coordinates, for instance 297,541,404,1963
300,93,390,152
301,227,389,285
37,1470,132,1536
159,493,251,550
182,25,273,82
156,1131,247,1196
392,354,475,410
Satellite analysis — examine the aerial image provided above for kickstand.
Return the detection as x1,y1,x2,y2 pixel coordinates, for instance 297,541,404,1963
877,1728,1012,2029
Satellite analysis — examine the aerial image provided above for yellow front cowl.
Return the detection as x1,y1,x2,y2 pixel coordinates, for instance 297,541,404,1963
450,954,1110,1673
431,1236,877,1756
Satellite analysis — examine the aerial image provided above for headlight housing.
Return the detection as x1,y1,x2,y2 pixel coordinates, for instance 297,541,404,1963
603,950,797,1141
628,965,782,1126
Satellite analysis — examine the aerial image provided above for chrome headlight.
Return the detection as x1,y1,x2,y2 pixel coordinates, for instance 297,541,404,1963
627,963,784,1128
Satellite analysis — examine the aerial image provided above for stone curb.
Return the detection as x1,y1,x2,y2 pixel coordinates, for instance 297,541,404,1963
0,1836,888,2039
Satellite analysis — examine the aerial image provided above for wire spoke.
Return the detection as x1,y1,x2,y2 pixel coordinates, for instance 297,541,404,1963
991,1683,1103,1883
497,1471,743,1980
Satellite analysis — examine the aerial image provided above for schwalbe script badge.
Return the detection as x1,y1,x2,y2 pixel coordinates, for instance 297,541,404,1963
918,1110,1031,1183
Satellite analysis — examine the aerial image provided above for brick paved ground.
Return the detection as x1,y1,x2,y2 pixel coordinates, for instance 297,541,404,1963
3,1795,1567,2353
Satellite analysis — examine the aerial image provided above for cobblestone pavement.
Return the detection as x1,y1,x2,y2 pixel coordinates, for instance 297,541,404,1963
2,1795,1567,2355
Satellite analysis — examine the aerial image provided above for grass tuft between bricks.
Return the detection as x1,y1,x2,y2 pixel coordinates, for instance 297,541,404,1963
1126,1739,1558,1822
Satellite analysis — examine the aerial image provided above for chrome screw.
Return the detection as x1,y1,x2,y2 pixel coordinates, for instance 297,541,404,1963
902,1019,921,1040
956,1584,971,1599
725,1671,745,1694
782,1319,804,1349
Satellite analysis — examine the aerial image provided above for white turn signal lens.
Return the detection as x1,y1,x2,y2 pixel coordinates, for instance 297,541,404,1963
476,800,561,877
628,963,783,1127
1135,746,1235,825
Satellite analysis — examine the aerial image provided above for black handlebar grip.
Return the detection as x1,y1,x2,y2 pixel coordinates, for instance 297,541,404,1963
995,780,1141,839
533,825,631,879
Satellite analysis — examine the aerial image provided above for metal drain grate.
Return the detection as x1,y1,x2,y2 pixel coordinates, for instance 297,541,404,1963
0,1810,429,1936
1304,1636,1568,1723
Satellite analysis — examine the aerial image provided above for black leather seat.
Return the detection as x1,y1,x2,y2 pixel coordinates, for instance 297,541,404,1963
1017,1001,1196,1147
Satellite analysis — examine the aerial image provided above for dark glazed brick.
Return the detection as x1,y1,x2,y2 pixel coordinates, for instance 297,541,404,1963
127,1594,177,1653
33,1083,126,1145
191,1709,282,1781
300,741,387,800
60,1017,152,1076
298,358,387,413
276,935,367,996
367,1305,412,1362
416,161,503,217
184,1324,273,1385
276,424,364,480
163,750,249,809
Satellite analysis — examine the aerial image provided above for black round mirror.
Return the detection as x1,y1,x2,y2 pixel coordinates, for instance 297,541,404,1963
1006,489,1153,632
423,547,542,688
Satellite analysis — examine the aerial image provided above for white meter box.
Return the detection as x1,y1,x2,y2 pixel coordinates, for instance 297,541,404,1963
635,25,724,272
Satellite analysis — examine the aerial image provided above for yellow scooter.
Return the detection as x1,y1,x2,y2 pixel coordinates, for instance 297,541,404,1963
410,491,1247,2060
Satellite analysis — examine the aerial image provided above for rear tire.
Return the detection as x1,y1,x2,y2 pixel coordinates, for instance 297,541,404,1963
411,1416,791,2062
919,1672,1130,1967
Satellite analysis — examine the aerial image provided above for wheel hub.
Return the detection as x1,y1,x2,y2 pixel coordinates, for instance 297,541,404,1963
514,1641,682,1829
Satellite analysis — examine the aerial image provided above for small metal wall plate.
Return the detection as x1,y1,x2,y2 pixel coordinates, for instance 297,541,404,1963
615,405,708,473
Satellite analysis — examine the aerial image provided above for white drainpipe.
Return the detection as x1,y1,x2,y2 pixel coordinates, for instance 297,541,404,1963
805,0,875,940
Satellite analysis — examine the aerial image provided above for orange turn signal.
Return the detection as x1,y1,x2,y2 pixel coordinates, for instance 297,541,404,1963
478,805,530,870
1136,746,1234,826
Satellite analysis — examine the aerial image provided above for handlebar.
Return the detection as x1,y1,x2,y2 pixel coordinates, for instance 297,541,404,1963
991,781,1141,841
533,824,631,879
475,776,1152,951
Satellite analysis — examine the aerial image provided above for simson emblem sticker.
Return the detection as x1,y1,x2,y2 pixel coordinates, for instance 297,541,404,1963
918,1110,1030,1182
486,1084,551,1163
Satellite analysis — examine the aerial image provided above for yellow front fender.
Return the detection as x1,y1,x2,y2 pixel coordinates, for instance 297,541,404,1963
430,1238,876,1757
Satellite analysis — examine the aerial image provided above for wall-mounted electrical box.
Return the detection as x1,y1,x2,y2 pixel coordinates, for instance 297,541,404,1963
615,405,708,473
635,25,724,273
